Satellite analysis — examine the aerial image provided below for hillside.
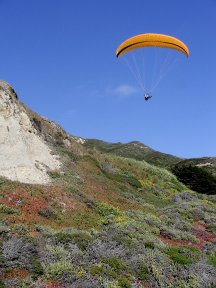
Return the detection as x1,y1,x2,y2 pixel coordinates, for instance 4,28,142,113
84,139,216,179
84,139,182,168
0,82,216,288
174,157,216,177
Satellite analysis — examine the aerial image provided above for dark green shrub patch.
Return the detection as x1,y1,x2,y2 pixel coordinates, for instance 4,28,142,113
135,263,149,280
172,164,216,195
206,223,216,234
165,246,201,265
145,241,155,249
55,231,93,250
0,204,19,215
208,255,216,267
71,232,93,251
90,265,117,279
113,235,135,248
38,207,58,219
55,231,74,243
118,276,132,288
32,258,44,280
102,257,126,273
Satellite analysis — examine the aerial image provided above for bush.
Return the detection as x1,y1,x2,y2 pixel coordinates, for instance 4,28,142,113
118,277,131,288
13,224,28,235
0,280,5,288
172,164,216,195
90,265,117,279
55,231,93,251
208,255,216,267
97,203,119,217
48,170,61,179
32,258,44,280
71,232,93,251
102,257,126,273
90,265,104,277
55,231,74,243
0,204,19,215
165,246,201,265
46,260,74,280
145,241,155,249
135,263,149,280
2,237,36,269
38,207,58,219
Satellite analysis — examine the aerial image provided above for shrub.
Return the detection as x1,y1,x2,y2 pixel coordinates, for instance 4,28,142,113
32,258,44,280
102,257,126,273
0,224,10,235
46,244,68,260
55,231,74,243
2,237,37,269
145,241,155,249
0,204,19,215
46,260,74,280
97,203,119,217
48,169,61,179
13,224,28,235
38,207,58,219
113,235,135,249
55,230,93,251
71,232,93,251
208,255,216,267
206,223,216,234
118,277,131,288
90,265,104,277
90,265,117,279
172,164,216,195
135,263,149,280
165,246,201,265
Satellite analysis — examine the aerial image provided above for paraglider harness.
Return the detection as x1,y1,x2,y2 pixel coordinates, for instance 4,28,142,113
144,93,152,101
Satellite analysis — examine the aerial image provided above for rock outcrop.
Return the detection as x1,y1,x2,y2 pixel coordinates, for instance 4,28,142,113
0,80,61,184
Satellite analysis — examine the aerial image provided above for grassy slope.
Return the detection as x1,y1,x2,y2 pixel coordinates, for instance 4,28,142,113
0,147,216,288
84,139,182,168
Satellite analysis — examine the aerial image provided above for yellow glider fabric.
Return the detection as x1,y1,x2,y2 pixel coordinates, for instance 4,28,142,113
116,33,189,58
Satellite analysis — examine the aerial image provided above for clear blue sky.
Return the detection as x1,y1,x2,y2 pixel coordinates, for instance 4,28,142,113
0,0,215,158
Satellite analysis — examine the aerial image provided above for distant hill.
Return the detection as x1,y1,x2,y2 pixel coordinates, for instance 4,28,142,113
174,157,216,177
84,139,216,178
84,139,182,168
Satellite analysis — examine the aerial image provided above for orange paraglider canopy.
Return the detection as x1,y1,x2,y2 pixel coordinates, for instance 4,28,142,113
116,33,189,58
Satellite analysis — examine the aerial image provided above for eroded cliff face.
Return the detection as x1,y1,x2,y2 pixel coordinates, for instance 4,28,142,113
0,81,61,184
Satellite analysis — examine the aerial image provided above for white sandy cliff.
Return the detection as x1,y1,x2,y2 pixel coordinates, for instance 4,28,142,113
0,80,61,184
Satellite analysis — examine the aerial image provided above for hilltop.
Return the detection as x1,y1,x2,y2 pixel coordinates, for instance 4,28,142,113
0,82,215,288
83,139,182,168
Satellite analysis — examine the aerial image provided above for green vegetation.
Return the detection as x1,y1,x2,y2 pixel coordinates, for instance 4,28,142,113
118,277,131,288
32,258,44,280
102,257,127,273
208,255,216,267
46,261,75,280
84,139,180,168
172,164,216,195
165,246,201,265
0,136,215,287
135,263,149,280
103,171,142,188
0,203,19,215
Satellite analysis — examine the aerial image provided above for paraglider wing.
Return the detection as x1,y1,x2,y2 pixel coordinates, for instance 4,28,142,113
116,33,189,58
